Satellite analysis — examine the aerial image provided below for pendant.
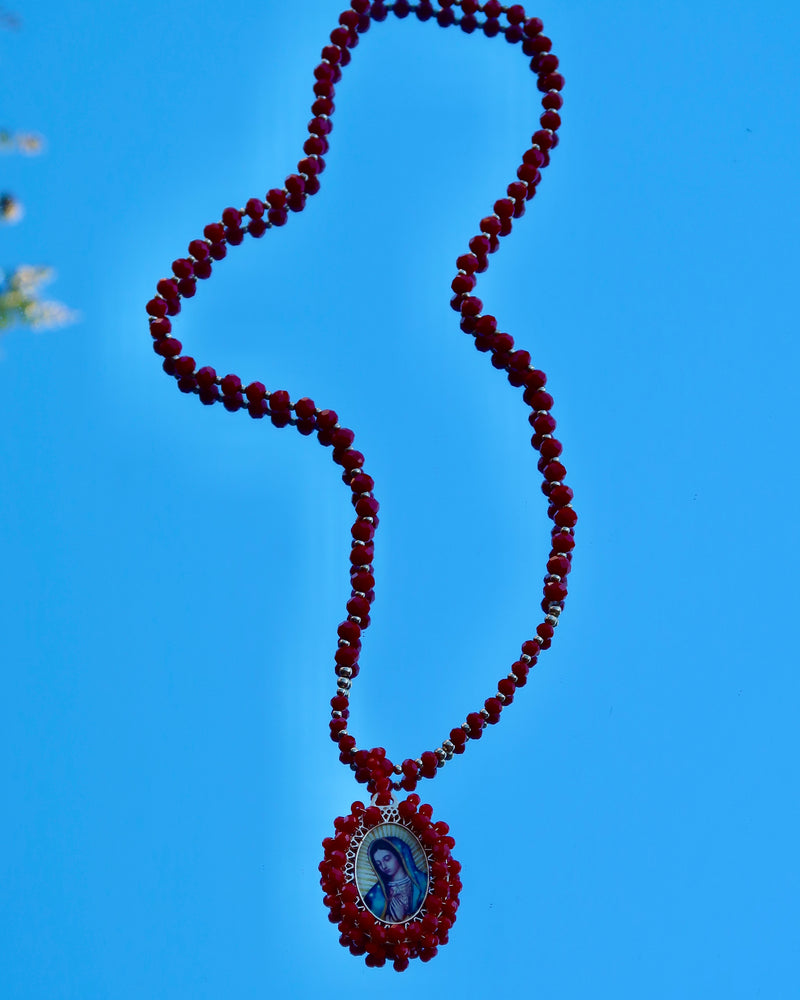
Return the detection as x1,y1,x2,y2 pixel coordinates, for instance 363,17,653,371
320,793,461,970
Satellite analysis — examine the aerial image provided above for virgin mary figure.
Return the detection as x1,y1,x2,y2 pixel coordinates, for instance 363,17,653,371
364,836,428,922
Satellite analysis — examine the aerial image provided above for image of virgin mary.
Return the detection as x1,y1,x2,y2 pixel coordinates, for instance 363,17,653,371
363,836,428,922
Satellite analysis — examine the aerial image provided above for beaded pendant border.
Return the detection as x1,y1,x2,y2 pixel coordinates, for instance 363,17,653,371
320,796,461,970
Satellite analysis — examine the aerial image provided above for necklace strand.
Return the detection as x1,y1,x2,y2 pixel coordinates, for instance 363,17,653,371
145,0,574,804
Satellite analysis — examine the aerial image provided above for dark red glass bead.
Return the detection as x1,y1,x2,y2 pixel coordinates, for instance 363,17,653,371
526,389,553,411
544,580,568,602
294,397,315,420
270,390,291,410
354,496,379,518
194,259,212,279
393,0,410,17
156,278,178,299
349,544,374,566
209,242,227,260
203,222,224,242
149,317,171,338
153,337,181,357
268,208,288,227
538,53,560,76
177,277,196,297
480,215,502,236
171,258,194,279
497,677,515,701
244,197,264,218
554,506,578,528
494,198,515,218
549,484,574,507
349,472,374,494
309,116,332,136
507,3,525,23
196,366,217,389
460,296,483,317
220,374,242,397
245,381,266,403
146,297,167,318
188,238,209,260
174,355,195,377
316,409,338,430
331,427,355,449
483,17,501,37
524,16,544,36
475,314,498,335
224,226,244,246
539,72,565,92
543,461,567,483
533,412,557,435
484,697,502,722
509,349,531,371
338,620,361,643
469,234,491,257
456,252,480,274
543,91,564,110
466,712,484,738
551,531,575,554
221,206,242,227
540,109,562,132
451,273,476,295
312,95,335,116
248,219,267,238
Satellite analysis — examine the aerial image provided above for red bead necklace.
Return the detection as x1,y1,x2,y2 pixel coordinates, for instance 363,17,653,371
145,0,573,972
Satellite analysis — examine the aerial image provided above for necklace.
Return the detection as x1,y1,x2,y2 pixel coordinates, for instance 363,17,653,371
145,0,572,972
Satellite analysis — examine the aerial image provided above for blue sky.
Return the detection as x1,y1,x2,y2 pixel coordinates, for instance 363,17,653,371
2,1,799,997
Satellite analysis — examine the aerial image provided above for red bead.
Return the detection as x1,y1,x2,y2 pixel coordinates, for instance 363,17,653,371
349,472,374,494
538,53,560,75
484,0,502,16
267,208,288,227
554,506,578,527
497,677,515,701
507,4,525,23
509,349,531,371
551,530,575,553
543,91,564,110
466,712,484,738
460,296,483,317
524,16,544,36
456,252,480,274
484,697,502,722
545,579,568,602
451,273,476,295
549,484,574,507
494,198,515,218
539,437,562,460
539,72,565,92
188,239,209,260
469,234,491,257
156,278,178,299
209,242,227,260
543,460,567,482
533,412,557,435
196,366,217,389
331,427,355,449
532,129,554,150
149,317,171,338
194,259,212,279
245,381,266,402
153,337,181,357
177,277,196,297
268,390,289,411
172,258,194,279
204,222,224,242
221,206,242,227
220,374,242,397
174,356,195,377
291,396,314,420
338,620,361,643
248,219,267,238
474,315,497,336
349,544,374,566
146,297,167,318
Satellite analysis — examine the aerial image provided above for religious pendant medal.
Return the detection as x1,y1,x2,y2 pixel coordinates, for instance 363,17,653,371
321,796,460,970
145,0,573,974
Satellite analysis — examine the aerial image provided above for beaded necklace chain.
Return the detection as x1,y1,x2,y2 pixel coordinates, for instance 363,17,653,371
145,0,573,972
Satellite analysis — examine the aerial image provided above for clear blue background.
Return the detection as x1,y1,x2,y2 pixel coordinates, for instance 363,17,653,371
2,1,799,996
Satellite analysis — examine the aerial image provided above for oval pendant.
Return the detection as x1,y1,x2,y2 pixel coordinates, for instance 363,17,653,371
320,795,461,970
